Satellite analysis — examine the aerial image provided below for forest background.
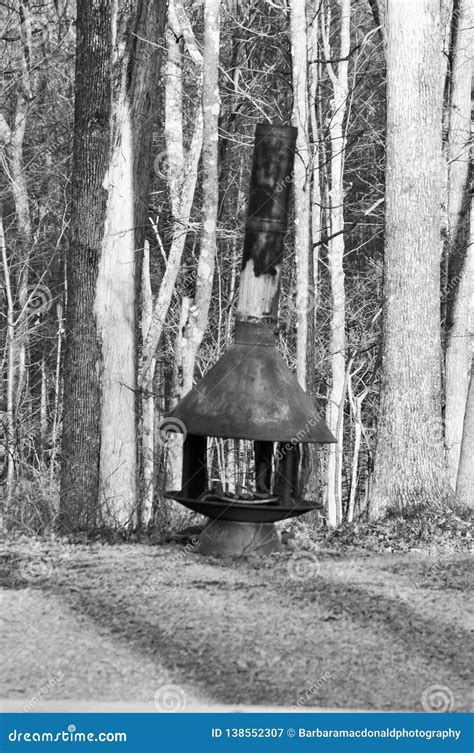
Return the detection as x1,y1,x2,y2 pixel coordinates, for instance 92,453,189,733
0,0,472,535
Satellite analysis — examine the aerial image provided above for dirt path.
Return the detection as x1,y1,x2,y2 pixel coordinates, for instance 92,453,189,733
1,540,472,712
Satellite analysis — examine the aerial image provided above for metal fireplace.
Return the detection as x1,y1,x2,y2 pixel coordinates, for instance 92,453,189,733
163,123,335,555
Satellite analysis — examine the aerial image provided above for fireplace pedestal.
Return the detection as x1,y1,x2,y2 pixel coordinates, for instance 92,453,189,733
199,520,282,556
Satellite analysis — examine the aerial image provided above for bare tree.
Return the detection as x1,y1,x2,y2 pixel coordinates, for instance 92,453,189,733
322,0,351,526
0,3,34,482
59,0,165,530
180,0,221,395
456,361,473,507
0,217,15,508
370,0,450,516
443,0,472,488
290,0,311,390
454,182,473,506
138,0,204,509
138,0,203,393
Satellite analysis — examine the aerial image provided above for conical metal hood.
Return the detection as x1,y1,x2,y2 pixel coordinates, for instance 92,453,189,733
167,322,335,443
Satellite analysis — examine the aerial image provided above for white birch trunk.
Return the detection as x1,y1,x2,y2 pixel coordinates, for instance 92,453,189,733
308,9,322,324
165,9,184,218
181,0,220,395
166,296,191,491
347,372,368,523
9,72,32,412
456,361,474,506
290,0,311,389
139,3,203,390
0,79,32,467
444,0,473,487
40,357,47,462
455,192,473,504
95,96,137,526
49,301,63,496
322,0,350,526
0,217,15,508
140,241,155,524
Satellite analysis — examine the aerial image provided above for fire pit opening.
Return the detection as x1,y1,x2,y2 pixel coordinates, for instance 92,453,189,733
166,435,314,523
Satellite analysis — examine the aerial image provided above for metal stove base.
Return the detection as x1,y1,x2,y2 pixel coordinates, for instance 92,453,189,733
164,491,322,522
199,519,282,556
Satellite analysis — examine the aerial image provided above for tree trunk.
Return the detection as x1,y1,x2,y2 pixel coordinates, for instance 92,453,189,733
347,371,368,523
165,296,191,491
290,0,311,390
59,0,110,531
456,361,474,506
8,10,33,412
138,0,203,392
455,190,473,505
180,0,220,396
444,0,472,487
49,301,63,497
139,241,155,525
137,0,204,508
322,0,350,527
164,14,184,219
0,217,15,510
60,0,164,531
370,0,450,516
166,0,220,495
308,7,322,325
0,22,33,480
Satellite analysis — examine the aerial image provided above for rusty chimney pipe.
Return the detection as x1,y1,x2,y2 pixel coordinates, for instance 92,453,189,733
236,124,297,324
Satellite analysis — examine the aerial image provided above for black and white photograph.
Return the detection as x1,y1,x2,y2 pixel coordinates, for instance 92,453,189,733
0,0,472,746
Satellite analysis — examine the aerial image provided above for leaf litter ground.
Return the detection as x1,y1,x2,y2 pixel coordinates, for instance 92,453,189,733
0,514,472,712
